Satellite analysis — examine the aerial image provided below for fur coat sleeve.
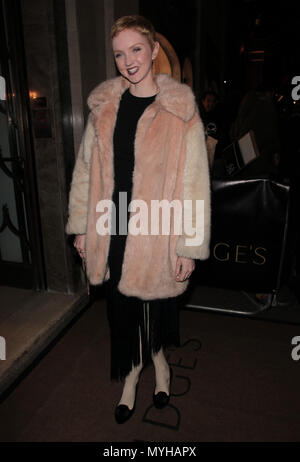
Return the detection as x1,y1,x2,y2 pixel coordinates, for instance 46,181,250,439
65,114,95,235
175,113,211,260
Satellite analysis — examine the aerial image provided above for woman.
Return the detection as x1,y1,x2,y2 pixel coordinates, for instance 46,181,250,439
66,15,211,424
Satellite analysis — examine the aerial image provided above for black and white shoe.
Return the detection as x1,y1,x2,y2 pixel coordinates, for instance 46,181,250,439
153,366,173,409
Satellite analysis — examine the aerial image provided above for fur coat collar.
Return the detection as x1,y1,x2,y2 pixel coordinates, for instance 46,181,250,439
87,73,196,122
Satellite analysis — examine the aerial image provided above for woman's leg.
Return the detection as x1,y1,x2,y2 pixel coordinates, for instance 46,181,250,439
152,347,171,395
117,326,143,410
141,301,171,395
106,279,146,383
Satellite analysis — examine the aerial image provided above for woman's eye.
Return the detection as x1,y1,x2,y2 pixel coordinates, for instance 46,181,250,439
114,53,121,59
133,47,141,52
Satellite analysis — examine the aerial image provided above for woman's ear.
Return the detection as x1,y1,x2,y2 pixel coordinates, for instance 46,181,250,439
152,41,160,61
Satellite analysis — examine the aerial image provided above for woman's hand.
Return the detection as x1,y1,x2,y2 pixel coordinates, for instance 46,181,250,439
175,256,195,282
74,234,86,260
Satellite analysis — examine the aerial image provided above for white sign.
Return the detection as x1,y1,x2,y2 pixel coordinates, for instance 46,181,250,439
238,132,258,165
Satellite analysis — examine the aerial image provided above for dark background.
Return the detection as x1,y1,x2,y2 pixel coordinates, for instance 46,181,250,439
140,0,300,99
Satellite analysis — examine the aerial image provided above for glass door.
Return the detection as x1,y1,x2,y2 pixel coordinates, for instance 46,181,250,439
0,0,45,289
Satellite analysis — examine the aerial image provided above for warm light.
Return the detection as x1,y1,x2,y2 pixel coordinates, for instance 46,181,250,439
29,91,38,99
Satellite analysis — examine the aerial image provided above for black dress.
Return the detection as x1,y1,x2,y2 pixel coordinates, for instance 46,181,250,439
105,88,181,382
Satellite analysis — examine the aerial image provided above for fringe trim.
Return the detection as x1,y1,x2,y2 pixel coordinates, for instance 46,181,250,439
109,297,180,383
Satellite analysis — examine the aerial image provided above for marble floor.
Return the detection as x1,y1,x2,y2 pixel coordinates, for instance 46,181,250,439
0,286,89,397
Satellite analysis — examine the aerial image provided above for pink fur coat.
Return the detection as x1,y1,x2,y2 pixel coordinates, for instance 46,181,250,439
66,73,211,300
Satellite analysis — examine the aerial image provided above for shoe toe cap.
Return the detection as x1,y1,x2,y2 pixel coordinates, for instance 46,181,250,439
115,404,133,423
153,392,170,408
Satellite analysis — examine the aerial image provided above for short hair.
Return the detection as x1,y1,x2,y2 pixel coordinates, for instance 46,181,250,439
201,90,218,101
111,15,157,50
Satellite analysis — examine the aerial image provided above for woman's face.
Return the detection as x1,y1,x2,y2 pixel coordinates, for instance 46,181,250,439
112,28,159,85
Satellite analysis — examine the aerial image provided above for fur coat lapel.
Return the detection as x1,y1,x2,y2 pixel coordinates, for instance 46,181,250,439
87,73,196,122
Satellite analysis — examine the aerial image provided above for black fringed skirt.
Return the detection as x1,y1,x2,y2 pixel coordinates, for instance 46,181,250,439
105,189,181,383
